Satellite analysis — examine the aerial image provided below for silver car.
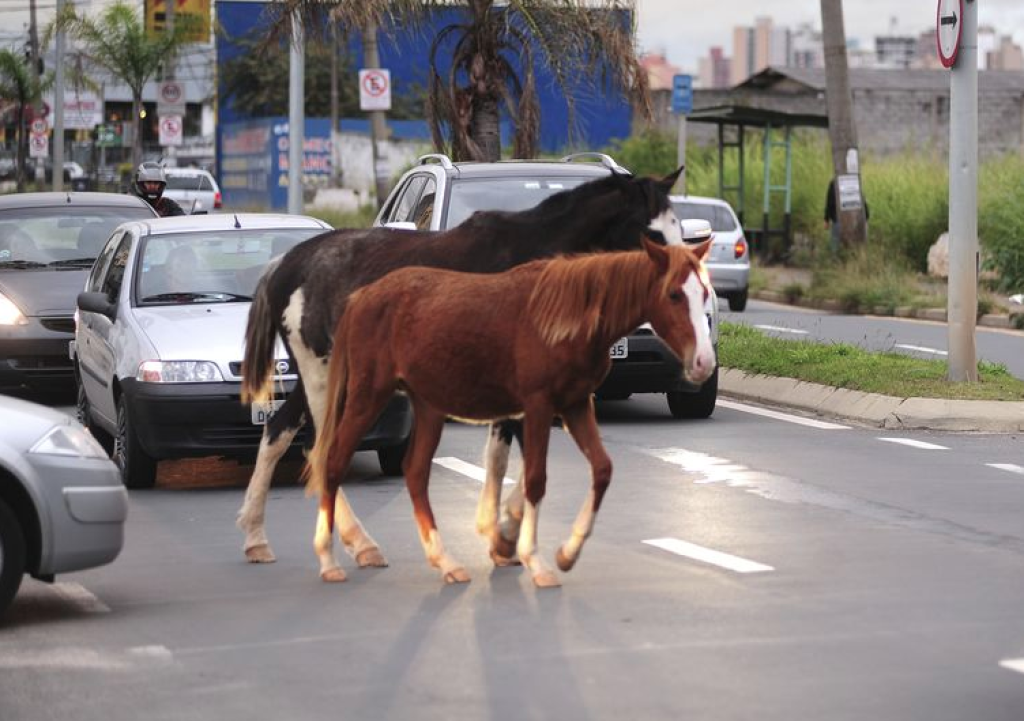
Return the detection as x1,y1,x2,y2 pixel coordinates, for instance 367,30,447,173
670,194,750,311
163,167,222,214
0,395,127,620
73,213,331,489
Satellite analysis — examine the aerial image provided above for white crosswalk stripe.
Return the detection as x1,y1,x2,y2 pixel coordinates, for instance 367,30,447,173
878,437,949,450
643,538,774,573
433,456,516,485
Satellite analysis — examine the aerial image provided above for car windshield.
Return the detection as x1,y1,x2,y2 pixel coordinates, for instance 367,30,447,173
0,205,154,266
136,228,321,305
165,174,210,191
671,201,738,232
445,177,591,228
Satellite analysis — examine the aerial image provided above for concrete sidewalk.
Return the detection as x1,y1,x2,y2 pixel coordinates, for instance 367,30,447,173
719,368,1024,433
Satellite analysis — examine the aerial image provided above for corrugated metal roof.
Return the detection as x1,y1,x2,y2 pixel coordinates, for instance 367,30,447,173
739,67,1024,93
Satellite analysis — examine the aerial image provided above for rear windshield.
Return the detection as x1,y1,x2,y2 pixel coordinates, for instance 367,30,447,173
0,204,154,266
672,201,738,232
445,177,591,228
165,174,212,191
135,228,322,305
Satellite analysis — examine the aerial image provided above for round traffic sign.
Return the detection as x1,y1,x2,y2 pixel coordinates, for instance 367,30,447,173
936,0,963,68
29,118,47,134
361,70,389,98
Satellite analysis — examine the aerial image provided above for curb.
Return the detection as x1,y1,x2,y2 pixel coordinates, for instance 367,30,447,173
719,368,1024,433
752,290,1023,331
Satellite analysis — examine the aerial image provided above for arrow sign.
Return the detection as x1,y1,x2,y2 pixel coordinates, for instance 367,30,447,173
936,0,963,68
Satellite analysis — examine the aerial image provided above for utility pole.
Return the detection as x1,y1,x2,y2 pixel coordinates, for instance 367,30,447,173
363,21,389,208
287,11,304,214
330,23,341,187
164,0,175,166
53,0,66,191
945,0,978,381
28,0,45,189
820,0,867,249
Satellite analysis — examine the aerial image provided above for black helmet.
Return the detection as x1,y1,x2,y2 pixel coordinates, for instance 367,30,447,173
134,162,166,202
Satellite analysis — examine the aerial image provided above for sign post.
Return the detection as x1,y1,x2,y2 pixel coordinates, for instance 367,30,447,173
671,74,693,195
29,118,48,159
940,0,977,381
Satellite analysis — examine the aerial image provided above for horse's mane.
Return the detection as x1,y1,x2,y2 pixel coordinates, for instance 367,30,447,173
527,245,696,347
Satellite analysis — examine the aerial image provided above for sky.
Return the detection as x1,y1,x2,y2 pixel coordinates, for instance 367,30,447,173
636,0,1024,72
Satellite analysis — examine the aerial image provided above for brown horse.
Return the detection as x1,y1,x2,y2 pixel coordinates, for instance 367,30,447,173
306,238,714,587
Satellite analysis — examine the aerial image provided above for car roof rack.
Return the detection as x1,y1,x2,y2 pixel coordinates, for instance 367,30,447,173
417,153,454,169
558,152,629,174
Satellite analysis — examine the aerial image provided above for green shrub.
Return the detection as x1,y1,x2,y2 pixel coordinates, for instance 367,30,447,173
978,155,1024,292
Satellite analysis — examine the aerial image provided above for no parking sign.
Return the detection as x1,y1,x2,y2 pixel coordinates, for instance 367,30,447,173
359,68,391,111
159,115,183,146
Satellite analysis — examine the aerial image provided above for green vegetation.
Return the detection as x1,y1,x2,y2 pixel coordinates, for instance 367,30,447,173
304,205,378,229
719,321,1024,401
603,131,1024,293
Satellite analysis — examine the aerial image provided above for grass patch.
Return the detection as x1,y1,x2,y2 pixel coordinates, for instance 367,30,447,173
719,321,1024,401
304,205,378,229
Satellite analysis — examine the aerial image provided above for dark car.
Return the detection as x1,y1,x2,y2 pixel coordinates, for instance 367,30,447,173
0,192,158,394
375,153,720,419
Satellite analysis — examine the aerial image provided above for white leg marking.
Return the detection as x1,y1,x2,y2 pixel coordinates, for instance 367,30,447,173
423,529,469,583
649,208,683,246
559,489,597,565
314,505,345,582
517,500,559,587
475,430,513,537
238,425,298,560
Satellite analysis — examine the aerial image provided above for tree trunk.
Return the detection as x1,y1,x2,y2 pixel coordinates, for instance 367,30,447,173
820,0,867,249
470,92,501,161
15,105,27,193
131,91,143,169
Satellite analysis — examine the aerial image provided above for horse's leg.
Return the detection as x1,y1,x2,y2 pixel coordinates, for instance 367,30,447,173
476,421,522,567
313,385,394,582
406,402,469,584
237,388,306,562
554,399,613,573
516,410,559,588
302,356,388,568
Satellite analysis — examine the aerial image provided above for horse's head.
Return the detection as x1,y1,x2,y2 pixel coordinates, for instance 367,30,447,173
592,167,684,250
641,237,716,385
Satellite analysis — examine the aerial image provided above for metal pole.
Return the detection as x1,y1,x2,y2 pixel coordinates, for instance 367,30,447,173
947,0,978,381
287,12,304,215
28,0,45,189
52,0,65,191
676,114,687,195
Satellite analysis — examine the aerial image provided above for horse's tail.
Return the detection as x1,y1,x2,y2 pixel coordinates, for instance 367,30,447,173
303,313,350,499
240,257,282,406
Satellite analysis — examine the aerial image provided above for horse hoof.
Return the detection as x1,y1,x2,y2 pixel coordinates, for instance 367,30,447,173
493,534,517,560
320,567,348,583
443,568,471,584
555,546,577,573
532,570,561,588
489,548,522,567
245,544,276,563
355,547,389,568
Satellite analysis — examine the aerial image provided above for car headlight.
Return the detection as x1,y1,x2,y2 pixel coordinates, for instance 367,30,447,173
30,422,108,459
137,360,224,383
0,291,27,325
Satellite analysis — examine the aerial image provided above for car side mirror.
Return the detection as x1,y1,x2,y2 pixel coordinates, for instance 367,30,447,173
77,291,117,320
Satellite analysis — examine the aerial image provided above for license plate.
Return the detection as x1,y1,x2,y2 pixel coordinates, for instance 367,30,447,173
251,399,285,425
609,337,628,359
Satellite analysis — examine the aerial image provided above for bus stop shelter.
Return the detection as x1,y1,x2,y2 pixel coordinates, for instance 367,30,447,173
686,104,828,259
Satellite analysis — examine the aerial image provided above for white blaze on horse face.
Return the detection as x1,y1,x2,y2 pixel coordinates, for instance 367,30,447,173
648,208,684,246
682,273,715,383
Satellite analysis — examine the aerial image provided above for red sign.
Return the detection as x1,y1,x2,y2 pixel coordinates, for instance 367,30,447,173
936,0,963,68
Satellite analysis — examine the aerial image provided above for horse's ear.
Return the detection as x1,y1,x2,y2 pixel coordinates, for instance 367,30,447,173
690,238,713,261
656,166,684,193
642,236,670,273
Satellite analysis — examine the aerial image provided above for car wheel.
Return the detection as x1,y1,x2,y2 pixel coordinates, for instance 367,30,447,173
667,366,718,419
114,397,157,489
76,377,113,454
0,497,26,621
377,440,408,477
728,289,748,312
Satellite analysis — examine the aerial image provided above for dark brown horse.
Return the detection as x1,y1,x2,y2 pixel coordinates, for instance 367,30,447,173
237,169,685,567
306,239,715,587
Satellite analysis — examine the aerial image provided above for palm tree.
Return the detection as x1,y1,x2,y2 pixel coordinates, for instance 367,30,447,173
274,0,651,161
0,49,50,192
49,0,193,168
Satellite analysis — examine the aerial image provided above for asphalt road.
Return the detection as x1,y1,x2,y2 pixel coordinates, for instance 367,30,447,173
722,299,1024,380
3,392,1024,720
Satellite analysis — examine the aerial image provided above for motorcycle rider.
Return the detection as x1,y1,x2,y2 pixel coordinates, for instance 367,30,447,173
132,162,186,217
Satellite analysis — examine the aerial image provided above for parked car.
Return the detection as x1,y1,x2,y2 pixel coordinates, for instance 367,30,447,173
162,167,222,214
73,213,334,488
670,194,750,311
375,153,720,418
0,394,127,621
0,192,158,394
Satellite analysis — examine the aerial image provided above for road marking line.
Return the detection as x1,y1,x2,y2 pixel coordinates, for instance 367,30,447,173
877,437,949,450
894,343,948,356
643,538,774,573
754,324,809,335
51,582,110,613
433,457,516,485
988,463,1024,476
1000,658,1024,675
717,399,851,429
